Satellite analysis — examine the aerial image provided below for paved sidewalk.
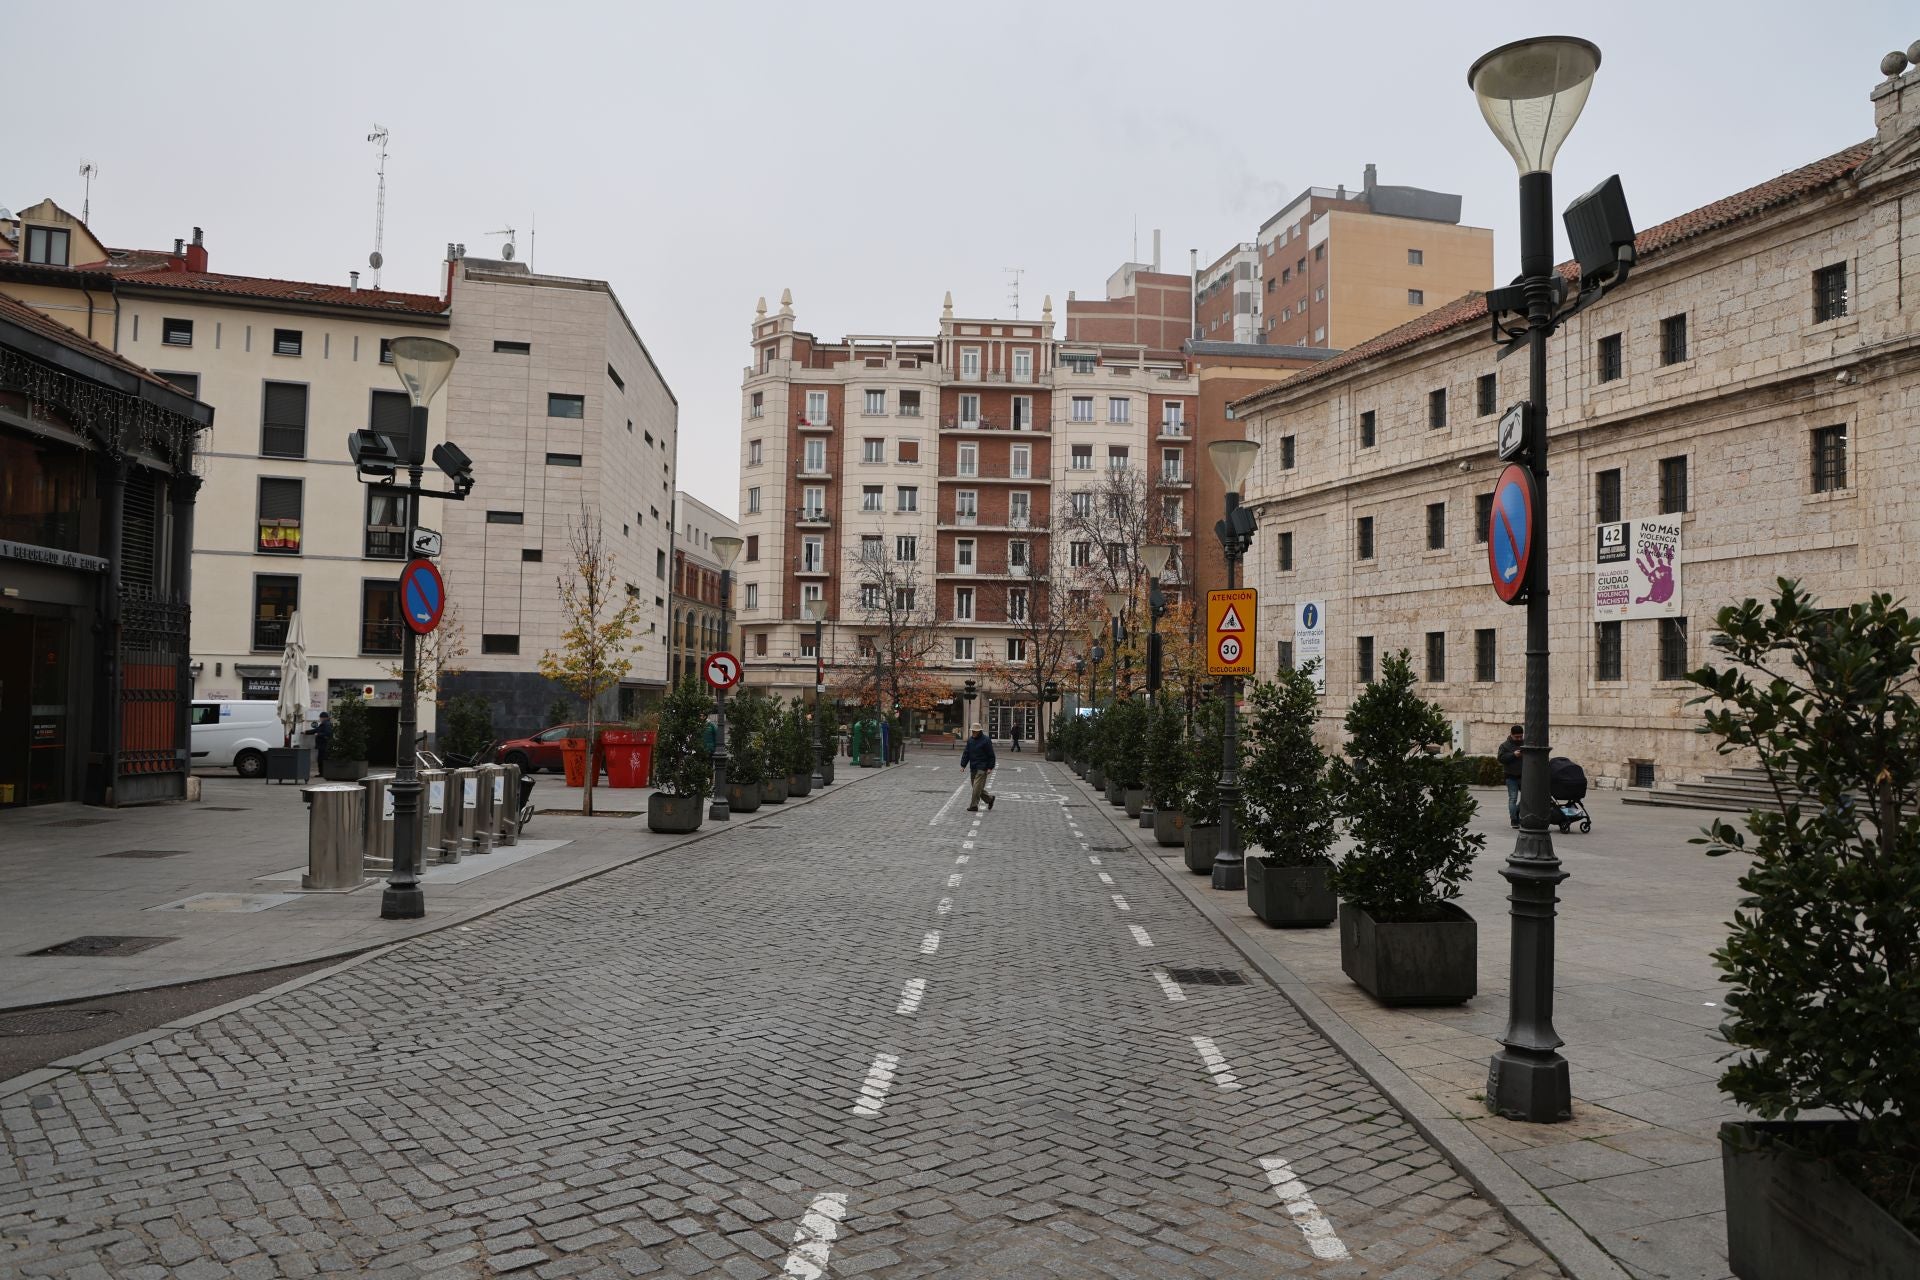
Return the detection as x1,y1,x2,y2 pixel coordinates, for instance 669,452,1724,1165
2,758,1562,1278
1062,765,1749,1280
0,768,860,1012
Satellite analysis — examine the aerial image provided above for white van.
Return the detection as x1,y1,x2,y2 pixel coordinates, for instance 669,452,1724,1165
189,701,286,777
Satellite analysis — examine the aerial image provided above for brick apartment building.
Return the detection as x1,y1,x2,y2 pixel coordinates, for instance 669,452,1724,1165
668,491,736,686
1231,50,1920,789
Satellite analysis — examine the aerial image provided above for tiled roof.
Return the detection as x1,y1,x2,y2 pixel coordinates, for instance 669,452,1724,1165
79,248,182,273
0,291,204,402
1233,139,1874,409
110,267,445,314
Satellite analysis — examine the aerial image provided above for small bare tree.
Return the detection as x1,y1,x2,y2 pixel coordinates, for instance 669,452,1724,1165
845,533,947,725
389,600,470,707
974,508,1092,748
539,507,646,815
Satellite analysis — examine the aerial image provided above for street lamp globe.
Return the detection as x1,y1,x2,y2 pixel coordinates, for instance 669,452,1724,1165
803,596,828,621
1468,37,1601,176
388,337,461,407
1102,590,1127,619
1207,439,1260,493
1142,543,1176,579
712,535,744,570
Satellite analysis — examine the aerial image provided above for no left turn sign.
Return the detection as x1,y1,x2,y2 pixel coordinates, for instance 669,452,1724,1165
703,652,743,690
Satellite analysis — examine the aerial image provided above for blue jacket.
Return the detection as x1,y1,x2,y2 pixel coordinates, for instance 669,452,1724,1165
960,734,996,774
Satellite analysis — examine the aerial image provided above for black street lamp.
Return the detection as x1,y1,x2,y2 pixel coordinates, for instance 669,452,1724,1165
960,676,976,736
804,596,828,785
1208,439,1260,891
1103,591,1127,706
1139,543,1177,830
1042,678,1060,753
708,534,744,821
1087,642,1103,708
369,336,463,921
1469,36,1632,1125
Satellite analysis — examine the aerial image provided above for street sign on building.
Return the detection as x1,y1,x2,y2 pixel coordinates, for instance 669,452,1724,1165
1594,519,1683,619
1497,403,1529,461
399,559,445,635
1294,600,1326,693
1206,588,1257,677
411,527,442,558
1488,463,1536,605
704,651,743,690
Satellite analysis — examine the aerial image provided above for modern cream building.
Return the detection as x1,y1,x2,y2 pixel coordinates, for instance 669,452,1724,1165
1231,52,1920,789
440,250,679,733
0,204,452,762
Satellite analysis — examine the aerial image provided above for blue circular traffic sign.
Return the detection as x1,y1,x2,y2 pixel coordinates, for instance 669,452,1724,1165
400,558,446,635
1489,464,1535,605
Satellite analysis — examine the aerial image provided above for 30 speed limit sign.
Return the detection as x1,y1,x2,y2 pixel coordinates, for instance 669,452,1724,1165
1206,588,1257,676
1217,634,1243,665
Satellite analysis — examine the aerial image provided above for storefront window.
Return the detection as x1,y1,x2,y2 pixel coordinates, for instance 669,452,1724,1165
0,431,100,555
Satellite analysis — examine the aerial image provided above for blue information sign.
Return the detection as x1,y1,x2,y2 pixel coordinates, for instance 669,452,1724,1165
400,558,446,635
1488,464,1535,605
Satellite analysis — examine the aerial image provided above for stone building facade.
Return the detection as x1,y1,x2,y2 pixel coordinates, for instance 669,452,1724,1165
1232,59,1920,788
668,490,736,686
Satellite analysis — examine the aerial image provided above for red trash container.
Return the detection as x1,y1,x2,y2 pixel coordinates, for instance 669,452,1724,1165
600,730,656,788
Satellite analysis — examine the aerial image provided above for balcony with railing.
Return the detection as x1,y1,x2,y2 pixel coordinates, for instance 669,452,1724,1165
364,525,408,560
1158,468,1192,489
795,460,835,481
1157,419,1190,440
794,506,831,528
796,415,835,432
940,414,1049,435
938,461,1049,484
936,552,1034,579
361,619,404,657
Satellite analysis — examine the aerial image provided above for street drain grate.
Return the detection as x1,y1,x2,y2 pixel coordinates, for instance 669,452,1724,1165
0,1008,122,1037
1164,967,1248,987
1089,845,1130,853
747,825,785,831
28,936,177,958
534,809,638,818
200,807,249,812
100,849,188,859
42,818,111,828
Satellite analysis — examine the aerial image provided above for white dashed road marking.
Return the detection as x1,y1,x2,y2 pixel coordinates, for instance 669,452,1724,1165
919,930,941,955
947,873,963,888
1087,855,1102,865
1151,967,1188,1003
1261,1157,1352,1260
936,897,952,915
1111,895,1131,912
1128,925,1154,947
962,841,975,850
1191,1035,1242,1091
930,781,972,826
955,855,969,865
1097,872,1114,884
851,1052,901,1117
780,1192,850,1278
895,978,927,1015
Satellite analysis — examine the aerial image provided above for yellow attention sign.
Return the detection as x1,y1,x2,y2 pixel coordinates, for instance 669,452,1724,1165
1206,588,1257,676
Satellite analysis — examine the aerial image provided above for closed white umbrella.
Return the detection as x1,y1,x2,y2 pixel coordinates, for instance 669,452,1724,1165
277,610,311,747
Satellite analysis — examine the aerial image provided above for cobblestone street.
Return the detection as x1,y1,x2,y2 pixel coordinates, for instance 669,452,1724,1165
1,760,1561,1278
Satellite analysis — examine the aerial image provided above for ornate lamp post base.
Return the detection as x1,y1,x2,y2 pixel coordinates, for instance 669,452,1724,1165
381,886,426,919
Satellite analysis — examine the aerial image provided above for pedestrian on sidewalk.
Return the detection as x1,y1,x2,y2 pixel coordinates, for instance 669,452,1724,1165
1011,722,1023,753
312,712,334,773
960,722,996,811
1498,723,1523,828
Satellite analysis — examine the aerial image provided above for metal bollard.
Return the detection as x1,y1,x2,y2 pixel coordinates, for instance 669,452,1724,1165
471,764,499,855
360,772,396,872
498,762,523,846
301,783,366,890
420,767,450,864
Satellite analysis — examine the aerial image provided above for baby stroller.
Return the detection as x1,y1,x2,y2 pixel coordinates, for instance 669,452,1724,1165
1548,756,1592,834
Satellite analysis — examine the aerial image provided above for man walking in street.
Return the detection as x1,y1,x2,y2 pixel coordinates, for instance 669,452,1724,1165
1011,722,1022,753
1498,723,1524,828
312,711,335,775
960,722,996,812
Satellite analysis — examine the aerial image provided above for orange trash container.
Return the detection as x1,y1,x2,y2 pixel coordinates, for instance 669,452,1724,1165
560,739,589,787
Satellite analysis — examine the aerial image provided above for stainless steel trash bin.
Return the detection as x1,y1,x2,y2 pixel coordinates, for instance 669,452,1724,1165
360,773,396,872
301,783,366,890
498,762,523,847
420,768,449,865
471,764,499,855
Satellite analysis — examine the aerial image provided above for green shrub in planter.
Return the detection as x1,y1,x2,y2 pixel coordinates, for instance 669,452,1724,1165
781,698,814,790
1692,582,1920,1238
726,692,770,787
655,675,714,799
1456,755,1505,787
439,694,495,762
1179,695,1230,827
329,689,371,764
1145,694,1185,813
1107,698,1147,790
1243,662,1339,928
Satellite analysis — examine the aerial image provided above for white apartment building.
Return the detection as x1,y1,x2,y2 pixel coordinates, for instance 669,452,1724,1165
440,251,678,733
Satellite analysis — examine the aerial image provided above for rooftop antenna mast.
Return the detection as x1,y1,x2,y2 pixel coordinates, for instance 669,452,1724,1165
1004,267,1024,319
78,161,98,224
487,225,518,261
367,125,389,288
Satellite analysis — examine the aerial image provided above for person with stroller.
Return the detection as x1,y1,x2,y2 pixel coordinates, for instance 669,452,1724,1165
960,723,996,812
1498,724,1524,828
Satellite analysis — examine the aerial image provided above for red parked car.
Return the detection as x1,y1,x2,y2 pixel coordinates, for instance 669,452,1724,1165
492,723,619,774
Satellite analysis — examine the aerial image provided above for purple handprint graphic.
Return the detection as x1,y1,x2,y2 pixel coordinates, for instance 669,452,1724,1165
1635,542,1675,605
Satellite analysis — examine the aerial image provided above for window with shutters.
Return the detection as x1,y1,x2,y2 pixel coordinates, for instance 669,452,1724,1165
745,534,759,561
1071,444,1093,470
369,389,409,447
380,338,395,364
253,575,299,651
361,581,403,655
162,318,193,347
260,381,309,458
897,439,919,463
257,478,303,554
160,371,200,398
272,329,303,357
120,474,160,590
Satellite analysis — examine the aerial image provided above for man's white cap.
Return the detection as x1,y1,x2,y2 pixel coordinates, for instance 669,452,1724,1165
972,723,983,731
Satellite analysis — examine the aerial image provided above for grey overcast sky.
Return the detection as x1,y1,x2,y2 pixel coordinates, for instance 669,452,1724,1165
9,1,1910,516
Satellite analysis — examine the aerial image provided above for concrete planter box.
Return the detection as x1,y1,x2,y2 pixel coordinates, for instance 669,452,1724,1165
1153,809,1186,847
1123,787,1146,818
647,793,704,834
1087,766,1105,789
819,760,835,785
725,781,762,812
1183,823,1220,874
1104,780,1126,807
1072,759,1087,777
787,773,812,798
1247,859,1337,928
321,757,367,782
1046,748,1065,762
1722,1121,1920,1280
1339,901,1476,1006
762,777,790,804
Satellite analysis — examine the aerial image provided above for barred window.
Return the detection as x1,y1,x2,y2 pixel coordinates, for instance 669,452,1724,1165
1811,426,1848,493
1356,516,1375,561
1659,617,1689,682
1475,493,1494,544
1475,628,1496,682
1425,632,1446,682
1813,263,1848,322
1477,373,1497,416
1359,410,1376,449
1659,456,1689,514
1660,314,1688,365
1596,621,1623,681
1597,333,1623,383
1356,636,1375,684
1426,502,1446,550
1596,468,1623,524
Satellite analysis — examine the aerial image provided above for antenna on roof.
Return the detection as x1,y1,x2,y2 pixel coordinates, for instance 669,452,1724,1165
488,226,517,261
529,213,536,270
367,125,389,287
78,161,97,224
1004,267,1024,319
